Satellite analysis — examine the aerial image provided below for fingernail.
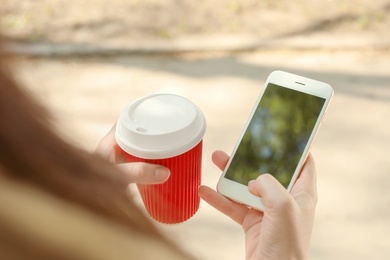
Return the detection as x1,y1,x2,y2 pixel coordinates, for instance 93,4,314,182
155,167,170,181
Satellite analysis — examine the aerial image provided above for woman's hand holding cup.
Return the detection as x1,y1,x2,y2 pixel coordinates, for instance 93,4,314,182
95,123,170,185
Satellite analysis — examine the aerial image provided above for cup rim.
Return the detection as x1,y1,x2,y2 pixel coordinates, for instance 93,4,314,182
115,94,206,159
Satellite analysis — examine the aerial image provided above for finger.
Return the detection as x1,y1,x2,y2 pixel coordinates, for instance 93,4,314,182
199,185,249,225
291,153,318,207
211,150,230,171
95,124,117,161
249,174,292,211
117,162,170,185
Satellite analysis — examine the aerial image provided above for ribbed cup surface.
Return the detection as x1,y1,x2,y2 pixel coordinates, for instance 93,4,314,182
122,141,203,224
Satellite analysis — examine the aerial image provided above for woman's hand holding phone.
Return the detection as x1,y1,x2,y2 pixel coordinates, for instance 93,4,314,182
199,150,317,260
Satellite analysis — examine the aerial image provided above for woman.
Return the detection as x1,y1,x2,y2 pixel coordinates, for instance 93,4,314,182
0,38,317,259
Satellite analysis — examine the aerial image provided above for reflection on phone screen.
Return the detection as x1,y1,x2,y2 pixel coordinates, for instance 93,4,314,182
225,83,325,188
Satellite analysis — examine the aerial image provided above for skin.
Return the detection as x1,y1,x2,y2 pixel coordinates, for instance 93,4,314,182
95,124,171,185
97,125,318,260
199,150,318,260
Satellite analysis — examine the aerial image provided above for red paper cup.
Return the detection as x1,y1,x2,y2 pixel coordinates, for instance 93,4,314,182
115,94,206,224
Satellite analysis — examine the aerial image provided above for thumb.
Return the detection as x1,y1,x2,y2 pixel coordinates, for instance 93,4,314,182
117,162,170,185
248,174,292,211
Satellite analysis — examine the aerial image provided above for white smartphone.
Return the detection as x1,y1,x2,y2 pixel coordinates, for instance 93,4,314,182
217,70,334,211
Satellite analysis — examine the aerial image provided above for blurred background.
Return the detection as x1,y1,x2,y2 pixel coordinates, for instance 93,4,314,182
1,0,390,259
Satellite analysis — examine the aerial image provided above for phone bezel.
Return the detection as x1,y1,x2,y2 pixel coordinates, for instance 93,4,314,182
217,70,334,211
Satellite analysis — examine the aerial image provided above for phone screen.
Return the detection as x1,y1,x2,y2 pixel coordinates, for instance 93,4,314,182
225,83,326,188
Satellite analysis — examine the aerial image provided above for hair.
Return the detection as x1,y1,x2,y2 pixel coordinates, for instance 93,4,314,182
0,38,190,259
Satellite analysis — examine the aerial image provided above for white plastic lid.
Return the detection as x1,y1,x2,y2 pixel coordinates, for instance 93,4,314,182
115,94,206,159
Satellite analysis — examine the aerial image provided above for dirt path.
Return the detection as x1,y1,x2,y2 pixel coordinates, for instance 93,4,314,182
2,0,390,44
